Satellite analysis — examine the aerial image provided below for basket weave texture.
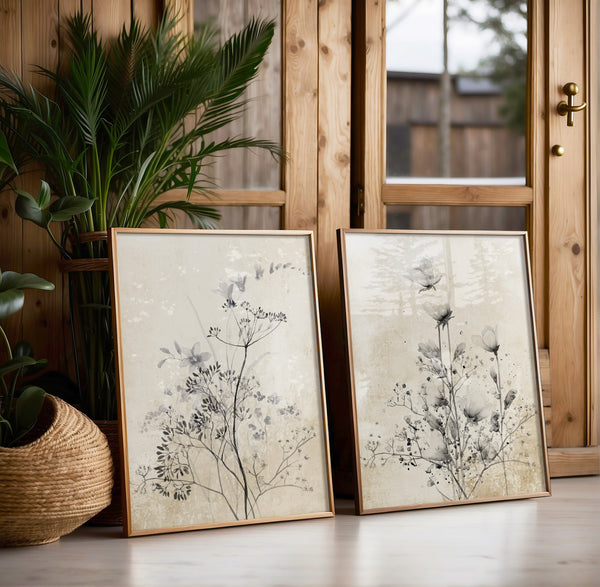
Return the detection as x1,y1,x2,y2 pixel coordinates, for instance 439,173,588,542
0,395,113,547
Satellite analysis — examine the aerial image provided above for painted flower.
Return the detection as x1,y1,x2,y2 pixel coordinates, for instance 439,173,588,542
472,326,500,354
418,340,441,359
409,257,443,293
462,395,489,424
425,302,454,327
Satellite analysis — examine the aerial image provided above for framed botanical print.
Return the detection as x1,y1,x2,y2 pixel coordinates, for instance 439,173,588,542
111,229,334,536
338,229,551,514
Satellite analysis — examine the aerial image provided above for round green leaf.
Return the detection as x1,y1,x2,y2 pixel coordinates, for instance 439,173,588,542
15,386,46,436
0,271,55,292
0,355,39,377
49,196,95,221
0,289,24,319
15,193,51,228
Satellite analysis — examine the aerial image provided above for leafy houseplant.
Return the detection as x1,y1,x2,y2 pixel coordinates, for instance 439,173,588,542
0,10,280,420
0,269,53,447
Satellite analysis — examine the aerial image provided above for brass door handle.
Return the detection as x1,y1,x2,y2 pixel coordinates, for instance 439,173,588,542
557,82,587,126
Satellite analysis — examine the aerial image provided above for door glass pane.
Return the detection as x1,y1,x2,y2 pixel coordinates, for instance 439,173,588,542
387,205,526,230
194,1,281,190
215,206,281,230
386,0,527,184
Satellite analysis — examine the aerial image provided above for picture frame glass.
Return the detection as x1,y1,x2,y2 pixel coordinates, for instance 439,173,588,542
339,230,550,513
111,229,333,536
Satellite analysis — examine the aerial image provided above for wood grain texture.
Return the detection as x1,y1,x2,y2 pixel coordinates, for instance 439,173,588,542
155,189,286,207
529,0,547,348
548,0,588,448
548,447,600,477
20,0,63,371
282,0,318,231
133,0,157,29
317,0,352,496
0,0,23,348
358,0,385,229
382,184,533,206
585,0,598,448
93,0,131,40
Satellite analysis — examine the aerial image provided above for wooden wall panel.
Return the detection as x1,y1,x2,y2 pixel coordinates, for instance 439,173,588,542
0,1,156,373
93,0,131,39
317,0,352,494
283,0,318,231
20,1,63,369
0,0,23,350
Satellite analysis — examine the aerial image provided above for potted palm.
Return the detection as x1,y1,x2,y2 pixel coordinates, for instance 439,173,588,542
0,9,281,423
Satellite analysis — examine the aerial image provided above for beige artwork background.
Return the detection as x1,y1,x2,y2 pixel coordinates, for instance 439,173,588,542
113,231,331,533
343,232,548,511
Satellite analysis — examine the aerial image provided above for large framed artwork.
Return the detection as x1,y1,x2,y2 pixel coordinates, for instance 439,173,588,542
111,229,334,536
338,229,551,514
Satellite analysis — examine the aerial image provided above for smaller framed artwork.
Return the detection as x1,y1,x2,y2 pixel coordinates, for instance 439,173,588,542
111,229,334,536
338,229,551,514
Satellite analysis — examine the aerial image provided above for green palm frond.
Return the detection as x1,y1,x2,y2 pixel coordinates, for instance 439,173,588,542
0,9,282,247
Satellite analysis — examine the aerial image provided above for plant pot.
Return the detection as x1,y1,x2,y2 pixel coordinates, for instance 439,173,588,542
60,232,115,421
0,394,113,547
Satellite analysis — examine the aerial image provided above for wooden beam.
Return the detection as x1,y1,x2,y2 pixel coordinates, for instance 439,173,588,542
549,447,600,477
382,184,533,207
155,189,286,207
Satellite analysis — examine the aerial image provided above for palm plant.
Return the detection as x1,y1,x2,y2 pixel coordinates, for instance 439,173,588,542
0,10,281,419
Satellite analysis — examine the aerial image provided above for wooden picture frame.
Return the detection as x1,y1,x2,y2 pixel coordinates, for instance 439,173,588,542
338,229,551,514
110,229,334,536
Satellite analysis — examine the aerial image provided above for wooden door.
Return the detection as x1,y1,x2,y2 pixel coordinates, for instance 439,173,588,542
546,0,598,470
355,0,599,476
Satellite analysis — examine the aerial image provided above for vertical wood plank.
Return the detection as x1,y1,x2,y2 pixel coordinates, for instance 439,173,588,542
357,0,385,229
20,0,63,370
0,0,23,351
92,0,131,40
282,0,318,231
588,0,599,447
548,0,587,447
132,0,157,30
529,0,547,349
168,0,193,37
317,0,352,495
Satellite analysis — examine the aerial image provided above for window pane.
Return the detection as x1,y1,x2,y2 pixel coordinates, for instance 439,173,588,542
386,0,527,184
195,1,282,190
215,206,281,230
387,205,526,231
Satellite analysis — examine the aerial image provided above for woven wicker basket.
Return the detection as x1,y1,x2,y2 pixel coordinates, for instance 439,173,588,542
0,394,113,547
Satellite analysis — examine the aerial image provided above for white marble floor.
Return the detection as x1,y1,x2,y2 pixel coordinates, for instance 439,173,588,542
1,476,599,587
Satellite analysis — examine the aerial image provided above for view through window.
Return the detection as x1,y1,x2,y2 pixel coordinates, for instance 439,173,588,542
386,0,527,185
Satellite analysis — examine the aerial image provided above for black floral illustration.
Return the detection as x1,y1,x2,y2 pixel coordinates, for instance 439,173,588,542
364,256,538,502
135,262,316,520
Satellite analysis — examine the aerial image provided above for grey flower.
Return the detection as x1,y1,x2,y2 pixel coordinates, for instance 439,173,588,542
472,326,500,354
409,258,443,293
425,302,454,328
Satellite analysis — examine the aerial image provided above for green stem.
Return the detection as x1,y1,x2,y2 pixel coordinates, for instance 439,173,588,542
0,325,12,359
